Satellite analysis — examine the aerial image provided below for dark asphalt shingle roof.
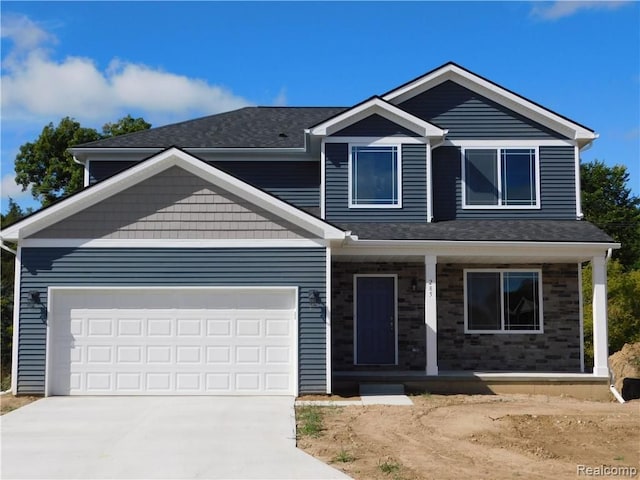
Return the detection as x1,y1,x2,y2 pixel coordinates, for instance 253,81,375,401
77,107,347,149
337,220,615,243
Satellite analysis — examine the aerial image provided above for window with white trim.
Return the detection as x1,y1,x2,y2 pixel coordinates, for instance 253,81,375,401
463,147,538,208
349,144,401,208
465,269,543,333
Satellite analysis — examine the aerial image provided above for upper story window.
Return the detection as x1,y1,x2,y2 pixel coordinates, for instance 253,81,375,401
349,144,402,208
464,269,543,334
462,147,539,209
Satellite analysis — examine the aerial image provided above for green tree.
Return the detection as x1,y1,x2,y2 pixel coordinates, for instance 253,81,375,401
1,199,29,383
581,160,640,269
582,260,640,368
102,114,151,138
14,115,151,207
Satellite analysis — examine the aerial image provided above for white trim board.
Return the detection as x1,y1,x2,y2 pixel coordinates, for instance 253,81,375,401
21,238,328,249
10,246,21,394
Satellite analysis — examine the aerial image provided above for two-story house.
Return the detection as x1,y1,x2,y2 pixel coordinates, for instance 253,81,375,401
1,62,618,398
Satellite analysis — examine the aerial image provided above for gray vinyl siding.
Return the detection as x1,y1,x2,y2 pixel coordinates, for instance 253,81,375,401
325,143,427,222
330,114,420,137
17,247,327,395
35,167,308,240
89,160,319,208
213,161,319,208
432,146,577,220
399,81,567,139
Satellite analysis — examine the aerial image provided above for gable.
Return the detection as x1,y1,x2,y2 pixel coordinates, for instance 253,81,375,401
330,114,420,137
399,81,566,140
31,167,311,240
382,62,595,144
1,148,345,242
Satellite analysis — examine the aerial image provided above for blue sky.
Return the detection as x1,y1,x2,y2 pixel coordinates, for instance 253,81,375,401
1,1,639,212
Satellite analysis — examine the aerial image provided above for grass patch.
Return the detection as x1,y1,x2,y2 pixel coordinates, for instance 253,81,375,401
0,374,11,392
296,405,324,438
378,457,401,474
333,448,355,463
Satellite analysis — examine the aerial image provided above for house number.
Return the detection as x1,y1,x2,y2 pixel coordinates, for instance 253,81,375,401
428,279,434,297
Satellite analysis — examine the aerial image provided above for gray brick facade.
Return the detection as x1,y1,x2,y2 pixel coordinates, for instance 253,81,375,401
437,263,581,372
332,262,581,373
332,262,426,371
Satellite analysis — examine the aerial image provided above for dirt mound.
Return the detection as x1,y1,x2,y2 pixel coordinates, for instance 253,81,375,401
609,342,640,394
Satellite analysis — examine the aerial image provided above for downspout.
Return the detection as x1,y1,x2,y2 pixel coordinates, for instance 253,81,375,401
604,248,625,403
0,241,17,394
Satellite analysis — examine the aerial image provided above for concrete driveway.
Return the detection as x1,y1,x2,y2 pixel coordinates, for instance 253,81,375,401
1,396,351,479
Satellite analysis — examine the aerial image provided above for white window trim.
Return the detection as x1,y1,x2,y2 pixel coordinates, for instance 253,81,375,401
461,146,541,210
353,274,399,365
348,142,403,209
463,268,544,334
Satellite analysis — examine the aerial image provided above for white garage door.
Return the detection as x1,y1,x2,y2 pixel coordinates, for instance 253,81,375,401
47,288,297,396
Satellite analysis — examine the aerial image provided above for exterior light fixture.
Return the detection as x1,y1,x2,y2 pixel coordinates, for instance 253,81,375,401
308,290,320,307
411,278,418,292
29,290,41,305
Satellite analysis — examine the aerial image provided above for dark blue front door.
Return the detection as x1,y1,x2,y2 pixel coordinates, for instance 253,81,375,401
356,276,396,364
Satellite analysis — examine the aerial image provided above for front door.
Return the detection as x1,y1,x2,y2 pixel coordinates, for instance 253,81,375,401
355,275,396,365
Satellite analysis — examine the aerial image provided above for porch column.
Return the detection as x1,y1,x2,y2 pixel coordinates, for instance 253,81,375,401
425,255,438,375
591,255,609,377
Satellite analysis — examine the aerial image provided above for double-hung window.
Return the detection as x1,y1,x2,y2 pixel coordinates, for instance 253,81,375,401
465,269,543,333
463,147,539,208
349,144,401,208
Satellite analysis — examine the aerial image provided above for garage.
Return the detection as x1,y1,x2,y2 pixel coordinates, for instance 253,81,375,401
47,287,298,396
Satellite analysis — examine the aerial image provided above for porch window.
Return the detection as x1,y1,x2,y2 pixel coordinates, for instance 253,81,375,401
464,269,542,333
349,145,401,208
463,148,538,208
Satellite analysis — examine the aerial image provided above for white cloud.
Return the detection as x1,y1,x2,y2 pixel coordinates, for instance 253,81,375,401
0,14,252,123
272,88,288,106
531,1,631,20
0,174,31,201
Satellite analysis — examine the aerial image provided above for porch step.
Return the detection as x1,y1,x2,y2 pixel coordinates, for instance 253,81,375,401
359,383,405,395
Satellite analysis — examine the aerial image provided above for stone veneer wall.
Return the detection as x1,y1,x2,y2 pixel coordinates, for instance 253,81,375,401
438,263,582,372
332,262,426,371
332,262,582,373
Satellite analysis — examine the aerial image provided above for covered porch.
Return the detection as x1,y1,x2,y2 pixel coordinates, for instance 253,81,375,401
329,236,615,396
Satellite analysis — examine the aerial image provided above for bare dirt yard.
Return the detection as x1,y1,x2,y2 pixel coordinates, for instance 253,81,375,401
296,394,639,480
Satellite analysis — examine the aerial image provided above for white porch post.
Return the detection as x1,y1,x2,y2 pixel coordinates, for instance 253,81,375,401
425,255,438,375
591,255,609,377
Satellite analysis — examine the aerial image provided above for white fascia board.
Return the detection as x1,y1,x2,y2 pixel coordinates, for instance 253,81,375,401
1,148,345,242
21,238,328,248
309,98,445,138
69,147,162,163
71,147,309,164
382,65,596,142
333,239,620,259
